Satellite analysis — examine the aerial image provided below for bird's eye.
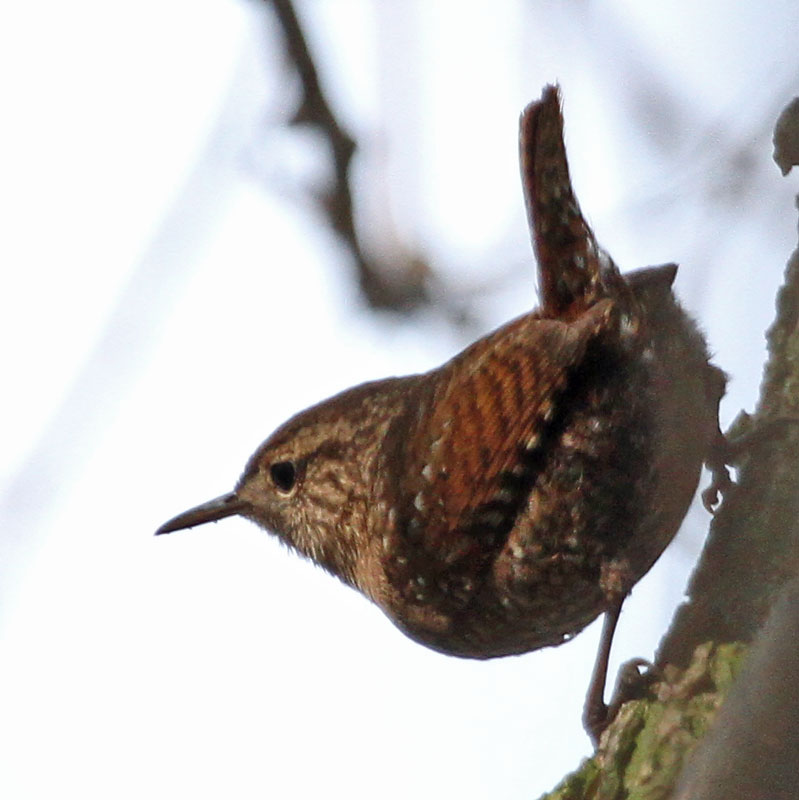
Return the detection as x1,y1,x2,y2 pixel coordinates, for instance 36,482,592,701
269,461,297,493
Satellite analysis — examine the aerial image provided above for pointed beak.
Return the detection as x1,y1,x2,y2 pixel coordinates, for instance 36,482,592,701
155,492,248,536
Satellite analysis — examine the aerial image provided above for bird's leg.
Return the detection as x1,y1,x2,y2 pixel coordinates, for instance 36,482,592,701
582,594,624,745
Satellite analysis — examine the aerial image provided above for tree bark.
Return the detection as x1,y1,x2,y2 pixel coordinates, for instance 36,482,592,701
542,98,799,800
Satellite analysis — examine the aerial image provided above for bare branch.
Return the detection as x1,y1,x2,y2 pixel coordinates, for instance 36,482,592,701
262,0,433,312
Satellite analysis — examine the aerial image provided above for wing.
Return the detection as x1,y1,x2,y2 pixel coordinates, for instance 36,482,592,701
383,299,620,607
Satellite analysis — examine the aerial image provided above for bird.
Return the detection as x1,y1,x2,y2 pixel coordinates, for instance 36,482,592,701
156,84,731,743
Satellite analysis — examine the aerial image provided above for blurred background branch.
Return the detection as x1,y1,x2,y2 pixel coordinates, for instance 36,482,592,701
263,0,436,312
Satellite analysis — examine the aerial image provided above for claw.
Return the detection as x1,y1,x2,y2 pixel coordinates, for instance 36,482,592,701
702,415,799,513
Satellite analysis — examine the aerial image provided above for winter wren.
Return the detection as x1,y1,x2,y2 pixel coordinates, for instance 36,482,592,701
156,85,730,743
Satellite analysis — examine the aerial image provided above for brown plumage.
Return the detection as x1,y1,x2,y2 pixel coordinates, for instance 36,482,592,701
156,85,730,743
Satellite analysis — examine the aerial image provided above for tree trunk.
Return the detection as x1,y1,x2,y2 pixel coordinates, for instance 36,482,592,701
543,98,799,800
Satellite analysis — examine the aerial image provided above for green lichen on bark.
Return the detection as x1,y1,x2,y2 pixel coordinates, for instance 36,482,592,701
542,642,746,800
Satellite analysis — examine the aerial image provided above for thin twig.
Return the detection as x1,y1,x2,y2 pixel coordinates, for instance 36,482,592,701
263,0,432,311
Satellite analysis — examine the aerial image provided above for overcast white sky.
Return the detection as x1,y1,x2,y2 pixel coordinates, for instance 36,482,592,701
1,2,798,798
